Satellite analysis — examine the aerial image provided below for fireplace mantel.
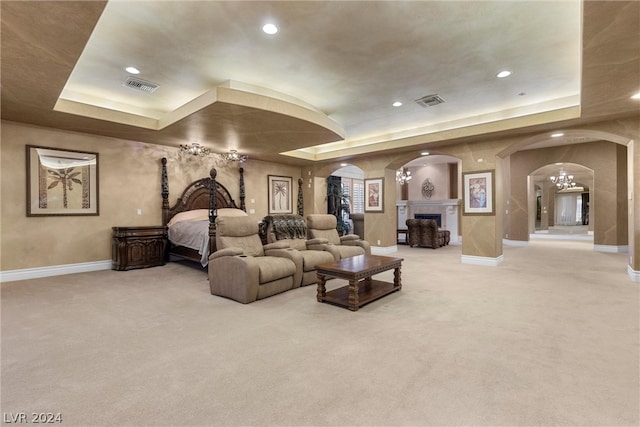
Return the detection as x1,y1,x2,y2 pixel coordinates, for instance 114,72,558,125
402,199,460,207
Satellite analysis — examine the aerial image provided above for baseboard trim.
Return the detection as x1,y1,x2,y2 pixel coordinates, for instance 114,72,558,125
371,245,398,255
461,254,504,267
530,233,593,241
503,239,528,247
0,260,112,283
628,265,640,282
594,245,628,253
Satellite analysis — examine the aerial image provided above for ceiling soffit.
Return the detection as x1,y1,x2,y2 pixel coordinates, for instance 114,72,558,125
51,1,582,158
2,1,638,165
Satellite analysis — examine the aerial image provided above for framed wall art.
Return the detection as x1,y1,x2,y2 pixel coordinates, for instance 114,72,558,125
26,145,99,216
462,169,495,215
268,175,293,214
364,177,384,212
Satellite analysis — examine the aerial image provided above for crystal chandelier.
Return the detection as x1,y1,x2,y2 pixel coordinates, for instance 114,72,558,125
180,143,210,156
220,149,248,163
396,168,412,184
550,171,576,190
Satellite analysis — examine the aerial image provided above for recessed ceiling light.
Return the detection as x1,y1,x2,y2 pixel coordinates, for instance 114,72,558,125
125,66,140,75
392,101,402,107
421,152,430,156
262,23,278,35
551,132,564,138
496,70,511,78
631,92,640,100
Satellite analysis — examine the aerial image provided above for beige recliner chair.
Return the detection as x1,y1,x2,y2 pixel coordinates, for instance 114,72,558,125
306,214,371,260
208,216,301,304
262,214,336,287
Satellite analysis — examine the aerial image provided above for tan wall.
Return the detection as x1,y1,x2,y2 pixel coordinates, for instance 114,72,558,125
3,114,639,273
0,121,302,271
406,163,450,200
437,139,511,259
509,141,627,245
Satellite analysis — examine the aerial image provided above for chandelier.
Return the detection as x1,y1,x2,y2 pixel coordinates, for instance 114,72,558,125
180,143,210,156
220,149,248,163
550,171,576,190
396,168,412,184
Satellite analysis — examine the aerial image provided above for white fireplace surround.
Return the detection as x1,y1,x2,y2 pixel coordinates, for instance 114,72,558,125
397,199,461,244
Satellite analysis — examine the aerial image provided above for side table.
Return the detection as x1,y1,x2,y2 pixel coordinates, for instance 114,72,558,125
397,229,408,244
112,226,167,271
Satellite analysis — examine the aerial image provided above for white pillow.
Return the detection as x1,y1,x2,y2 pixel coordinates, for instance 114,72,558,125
167,209,209,227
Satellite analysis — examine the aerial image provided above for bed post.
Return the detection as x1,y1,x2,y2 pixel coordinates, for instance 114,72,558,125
239,167,246,211
208,168,218,255
297,178,304,217
161,158,170,225
209,168,218,222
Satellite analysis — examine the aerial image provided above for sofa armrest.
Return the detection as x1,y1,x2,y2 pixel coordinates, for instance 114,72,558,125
342,239,372,255
264,241,289,250
208,254,260,303
307,237,329,245
307,243,340,261
340,234,361,242
209,247,244,261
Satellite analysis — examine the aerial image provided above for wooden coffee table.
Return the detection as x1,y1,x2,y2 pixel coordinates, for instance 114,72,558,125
316,254,403,311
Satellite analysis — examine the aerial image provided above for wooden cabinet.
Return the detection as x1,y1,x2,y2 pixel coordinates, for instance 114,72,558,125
112,226,167,271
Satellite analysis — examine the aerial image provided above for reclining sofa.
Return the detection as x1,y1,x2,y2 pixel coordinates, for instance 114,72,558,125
261,214,335,287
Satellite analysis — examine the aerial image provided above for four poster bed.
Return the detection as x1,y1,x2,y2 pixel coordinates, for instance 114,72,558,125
160,157,246,266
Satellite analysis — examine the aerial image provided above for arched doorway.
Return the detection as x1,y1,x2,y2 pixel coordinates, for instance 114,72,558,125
499,129,632,261
529,162,594,240
394,154,462,244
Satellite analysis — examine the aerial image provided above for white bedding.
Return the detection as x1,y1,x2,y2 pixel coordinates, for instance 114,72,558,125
168,220,210,266
167,208,248,267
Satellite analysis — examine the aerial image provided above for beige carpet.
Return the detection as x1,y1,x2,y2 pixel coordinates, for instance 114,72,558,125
2,240,638,426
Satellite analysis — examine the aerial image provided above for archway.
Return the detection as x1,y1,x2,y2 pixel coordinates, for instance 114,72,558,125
498,127,634,279
528,162,594,240
392,153,463,245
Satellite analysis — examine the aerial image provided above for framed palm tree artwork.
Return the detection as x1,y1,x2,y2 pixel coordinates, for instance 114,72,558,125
26,145,99,216
268,175,292,214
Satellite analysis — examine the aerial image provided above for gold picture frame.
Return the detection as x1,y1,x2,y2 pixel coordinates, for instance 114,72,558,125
268,175,293,214
27,145,99,216
462,169,495,215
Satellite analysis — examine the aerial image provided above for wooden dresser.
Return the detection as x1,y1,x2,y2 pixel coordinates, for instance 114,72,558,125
112,226,167,271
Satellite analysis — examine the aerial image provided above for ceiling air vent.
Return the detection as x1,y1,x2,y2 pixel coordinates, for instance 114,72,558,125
415,94,445,108
123,77,159,93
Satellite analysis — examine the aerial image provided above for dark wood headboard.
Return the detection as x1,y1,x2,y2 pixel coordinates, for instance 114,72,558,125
160,157,245,226
160,157,246,262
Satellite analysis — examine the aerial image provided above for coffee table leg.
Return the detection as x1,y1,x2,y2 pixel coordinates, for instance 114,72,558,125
316,273,327,302
363,276,372,288
394,266,402,290
348,279,359,311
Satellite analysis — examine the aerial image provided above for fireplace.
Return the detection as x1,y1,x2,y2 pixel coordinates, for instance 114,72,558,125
415,213,442,227
397,200,460,244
